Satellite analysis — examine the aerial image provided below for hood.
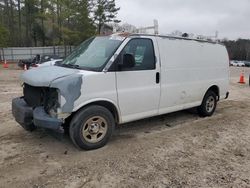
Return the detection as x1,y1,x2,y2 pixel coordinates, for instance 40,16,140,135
21,65,80,87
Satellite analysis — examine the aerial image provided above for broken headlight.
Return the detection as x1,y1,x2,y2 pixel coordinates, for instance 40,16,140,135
44,88,59,118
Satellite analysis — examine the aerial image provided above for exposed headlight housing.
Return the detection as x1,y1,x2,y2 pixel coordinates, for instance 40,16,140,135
44,88,59,118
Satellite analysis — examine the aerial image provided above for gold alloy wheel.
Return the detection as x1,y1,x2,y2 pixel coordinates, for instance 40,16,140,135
82,116,108,143
206,96,215,113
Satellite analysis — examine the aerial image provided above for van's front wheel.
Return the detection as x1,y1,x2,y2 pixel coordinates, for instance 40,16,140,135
197,90,217,117
69,105,115,150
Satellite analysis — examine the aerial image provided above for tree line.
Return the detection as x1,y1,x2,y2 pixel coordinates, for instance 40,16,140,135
0,0,120,47
223,39,250,61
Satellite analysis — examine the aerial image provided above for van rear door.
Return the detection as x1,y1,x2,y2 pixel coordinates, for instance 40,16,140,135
115,37,161,123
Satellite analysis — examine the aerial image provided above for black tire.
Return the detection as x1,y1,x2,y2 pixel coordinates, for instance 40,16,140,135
69,105,115,150
21,123,36,132
197,90,217,117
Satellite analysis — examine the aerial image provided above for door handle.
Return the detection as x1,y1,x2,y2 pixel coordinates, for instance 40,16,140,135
156,72,160,84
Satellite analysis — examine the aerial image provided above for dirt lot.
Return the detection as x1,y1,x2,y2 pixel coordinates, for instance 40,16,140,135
0,66,250,188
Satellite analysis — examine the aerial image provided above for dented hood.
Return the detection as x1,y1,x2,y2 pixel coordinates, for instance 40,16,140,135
21,66,80,87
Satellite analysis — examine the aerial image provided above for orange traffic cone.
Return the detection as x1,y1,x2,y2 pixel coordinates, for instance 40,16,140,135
3,60,8,68
24,64,27,71
238,72,245,84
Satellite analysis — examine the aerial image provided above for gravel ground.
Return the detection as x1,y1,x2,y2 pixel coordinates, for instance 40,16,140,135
0,66,250,188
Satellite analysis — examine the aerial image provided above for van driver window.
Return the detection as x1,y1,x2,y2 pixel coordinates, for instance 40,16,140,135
121,38,155,71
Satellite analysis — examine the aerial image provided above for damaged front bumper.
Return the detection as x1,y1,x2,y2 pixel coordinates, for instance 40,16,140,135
12,97,63,131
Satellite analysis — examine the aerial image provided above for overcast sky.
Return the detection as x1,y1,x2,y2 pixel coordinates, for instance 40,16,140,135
115,0,250,40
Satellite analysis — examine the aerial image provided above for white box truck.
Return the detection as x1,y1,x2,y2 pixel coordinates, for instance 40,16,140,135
12,33,229,150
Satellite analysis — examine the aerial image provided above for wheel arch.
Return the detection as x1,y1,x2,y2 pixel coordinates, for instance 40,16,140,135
205,85,220,100
72,99,121,124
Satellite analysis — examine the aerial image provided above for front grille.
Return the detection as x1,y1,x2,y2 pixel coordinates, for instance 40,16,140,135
23,83,58,114
23,83,46,107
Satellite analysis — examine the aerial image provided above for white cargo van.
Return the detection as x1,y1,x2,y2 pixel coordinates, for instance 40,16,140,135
12,33,229,150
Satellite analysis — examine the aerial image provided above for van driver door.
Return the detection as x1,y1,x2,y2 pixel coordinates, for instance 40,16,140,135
115,37,161,123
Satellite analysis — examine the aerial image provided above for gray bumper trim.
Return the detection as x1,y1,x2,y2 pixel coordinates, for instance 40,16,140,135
12,97,63,130
12,98,33,126
33,107,63,130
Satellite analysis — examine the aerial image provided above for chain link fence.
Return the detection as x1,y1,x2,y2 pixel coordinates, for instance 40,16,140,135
0,46,74,62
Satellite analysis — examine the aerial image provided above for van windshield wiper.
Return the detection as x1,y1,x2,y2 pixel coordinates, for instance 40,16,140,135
59,63,81,69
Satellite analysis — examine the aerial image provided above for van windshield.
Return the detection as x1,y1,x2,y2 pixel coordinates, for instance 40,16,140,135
59,36,124,71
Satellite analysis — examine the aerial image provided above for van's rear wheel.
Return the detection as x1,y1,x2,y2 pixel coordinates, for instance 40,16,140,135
69,105,115,150
197,90,217,117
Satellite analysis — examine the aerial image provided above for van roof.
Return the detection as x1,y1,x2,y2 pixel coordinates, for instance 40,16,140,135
113,33,220,45
133,33,220,44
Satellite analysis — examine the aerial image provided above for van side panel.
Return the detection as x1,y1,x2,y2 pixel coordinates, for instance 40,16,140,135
157,37,229,114
73,71,119,116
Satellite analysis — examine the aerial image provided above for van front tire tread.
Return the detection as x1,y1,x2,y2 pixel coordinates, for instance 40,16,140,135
69,105,115,150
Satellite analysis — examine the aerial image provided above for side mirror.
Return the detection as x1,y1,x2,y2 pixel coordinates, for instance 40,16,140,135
122,53,135,68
